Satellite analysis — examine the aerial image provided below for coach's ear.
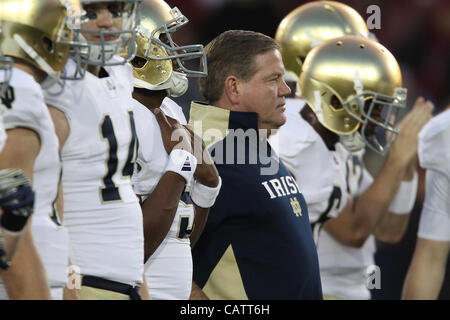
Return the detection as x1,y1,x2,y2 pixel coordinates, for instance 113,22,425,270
223,75,240,107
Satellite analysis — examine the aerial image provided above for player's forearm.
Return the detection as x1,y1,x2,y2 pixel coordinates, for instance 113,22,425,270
325,160,406,247
402,238,450,299
190,205,209,248
143,205,179,261
141,172,185,261
373,212,410,243
2,223,52,299
189,176,221,248
374,170,418,242
351,158,406,238
324,200,369,248
195,164,219,188
402,262,444,300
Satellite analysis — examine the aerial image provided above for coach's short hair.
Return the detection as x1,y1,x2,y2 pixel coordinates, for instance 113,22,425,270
199,30,281,104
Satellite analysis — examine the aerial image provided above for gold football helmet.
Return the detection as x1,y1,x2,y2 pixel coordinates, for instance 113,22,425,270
0,0,87,86
74,0,141,66
130,0,206,97
131,18,177,94
300,36,407,155
140,0,207,78
275,1,374,80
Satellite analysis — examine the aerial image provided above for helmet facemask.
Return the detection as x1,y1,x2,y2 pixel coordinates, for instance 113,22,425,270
59,0,91,81
341,85,407,155
309,80,407,155
143,7,207,78
74,0,141,66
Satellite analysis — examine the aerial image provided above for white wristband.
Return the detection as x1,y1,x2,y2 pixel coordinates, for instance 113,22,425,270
190,177,222,208
389,172,418,215
165,149,197,184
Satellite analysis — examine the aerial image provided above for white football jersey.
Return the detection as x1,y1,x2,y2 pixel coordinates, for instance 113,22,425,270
418,109,450,241
317,142,375,300
269,98,348,227
132,98,195,299
160,97,188,125
3,68,68,289
44,58,144,286
419,109,450,178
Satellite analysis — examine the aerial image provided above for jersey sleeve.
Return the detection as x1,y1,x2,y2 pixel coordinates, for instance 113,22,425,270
418,169,450,241
419,110,450,179
160,97,188,125
4,84,46,138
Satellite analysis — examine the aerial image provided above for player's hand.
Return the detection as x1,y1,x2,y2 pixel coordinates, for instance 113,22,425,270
152,108,193,155
184,126,219,188
387,97,433,169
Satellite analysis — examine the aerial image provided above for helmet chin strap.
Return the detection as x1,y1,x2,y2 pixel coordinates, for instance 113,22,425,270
13,34,60,89
313,89,325,125
339,131,365,152
353,70,366,110
166,72,188,97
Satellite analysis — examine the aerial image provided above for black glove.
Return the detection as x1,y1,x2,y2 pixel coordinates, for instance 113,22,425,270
0,169,34,233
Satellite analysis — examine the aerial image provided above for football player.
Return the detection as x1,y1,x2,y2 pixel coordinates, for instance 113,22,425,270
0,0,86,299
270,1,433,300
43,0,146,300
0,41,36,283
130,0,220,300
298,37,432,299
402,106,450,299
